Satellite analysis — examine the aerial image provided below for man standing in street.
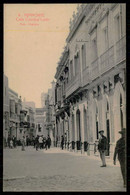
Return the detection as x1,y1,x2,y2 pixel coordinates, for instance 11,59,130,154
113,128,126,188
38,135,43,149
35,135,39,151
21,136,25,151
64,133,67,149
47,135,51,149
98,130,107,167
61,135,64,150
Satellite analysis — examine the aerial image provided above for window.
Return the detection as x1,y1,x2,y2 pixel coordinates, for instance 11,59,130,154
91,38,97,61
75,52,80,76
115,15,121,42
82,44,86,69
103,27,108,51
70,60,73,80
15,104,17,114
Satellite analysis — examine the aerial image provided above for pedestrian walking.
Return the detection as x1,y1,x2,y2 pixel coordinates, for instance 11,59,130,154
10,139,13,149
43,137,46,149
61,135,64,150
7,135,11,148
113,128,126,188
64,133,67,149
41,135,44,149
26,136,29,146
35,135,39,151
14,136,17,148
47,135,51,149
21,136,25,151
12,136,15,148
39,136,43,149
32,136,35,148
45,136,48,150
56,135,58,147
98,130,107,167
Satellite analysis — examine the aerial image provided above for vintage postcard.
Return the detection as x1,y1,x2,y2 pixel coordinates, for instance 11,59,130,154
3,3,126,192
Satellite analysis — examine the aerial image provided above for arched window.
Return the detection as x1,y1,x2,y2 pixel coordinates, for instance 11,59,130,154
82,44,86,69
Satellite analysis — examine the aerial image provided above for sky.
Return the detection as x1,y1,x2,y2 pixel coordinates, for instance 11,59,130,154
4,4,78,107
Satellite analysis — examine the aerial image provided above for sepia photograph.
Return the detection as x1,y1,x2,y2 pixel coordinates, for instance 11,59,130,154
3,3,126,192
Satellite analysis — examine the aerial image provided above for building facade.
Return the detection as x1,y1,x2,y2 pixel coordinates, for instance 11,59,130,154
9,88,22,140
41,92,48,108
35,108,47,137
55,4,126,157
3,75,9,144
21,102,36,140
44,81,56,146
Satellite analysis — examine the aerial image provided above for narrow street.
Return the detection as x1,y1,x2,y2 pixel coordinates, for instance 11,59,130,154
3,146,126,192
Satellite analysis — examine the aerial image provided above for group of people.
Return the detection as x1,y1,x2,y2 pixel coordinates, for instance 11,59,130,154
20,134,51,151
7,135,17,149
7,134,52,152
98,128,126,188
34,135,51,151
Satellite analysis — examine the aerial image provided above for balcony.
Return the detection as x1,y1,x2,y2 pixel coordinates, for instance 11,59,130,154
116,36,126,64
89,36,126,81
100,46,114,75
90,58,99,81
66,73,81,97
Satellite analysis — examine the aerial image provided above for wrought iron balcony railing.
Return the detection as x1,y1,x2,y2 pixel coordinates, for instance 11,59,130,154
66,73,81,97
100,46,114,75
116,35,126,64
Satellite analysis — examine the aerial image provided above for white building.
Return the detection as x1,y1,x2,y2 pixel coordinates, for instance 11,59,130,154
55,4,126,157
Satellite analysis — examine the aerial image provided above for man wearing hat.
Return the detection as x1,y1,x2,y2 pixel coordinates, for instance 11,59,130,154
98,130,107,167
113,128,126,188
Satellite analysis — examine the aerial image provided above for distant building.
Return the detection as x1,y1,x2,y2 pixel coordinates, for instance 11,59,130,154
35,108,47,137
44,81,56,146
22,101,35,111
41,92,48,108
21,102,36,139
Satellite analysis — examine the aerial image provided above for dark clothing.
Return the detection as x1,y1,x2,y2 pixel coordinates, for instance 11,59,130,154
64,136,67,149
47,138,51,149
45,139,48,150
113,137,126,185
61,137,64,150
43,138,46,149
98,135,107,166
98,135,107,151
35,137,39,150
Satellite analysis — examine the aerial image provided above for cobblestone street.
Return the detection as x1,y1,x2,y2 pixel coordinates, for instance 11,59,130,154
3,146,126,192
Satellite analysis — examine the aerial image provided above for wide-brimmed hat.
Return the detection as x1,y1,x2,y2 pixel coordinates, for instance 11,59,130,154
99,130,104,134
119,128,126,134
